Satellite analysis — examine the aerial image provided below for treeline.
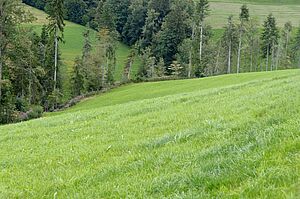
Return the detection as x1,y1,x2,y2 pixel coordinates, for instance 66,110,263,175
71,0,300,82
0,0,65,124
23,0,97,25
1,0,300,125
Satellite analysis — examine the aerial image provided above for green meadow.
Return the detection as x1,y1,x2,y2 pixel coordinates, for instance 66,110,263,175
1,69,299,198
2,2,299,197
209,1,300,28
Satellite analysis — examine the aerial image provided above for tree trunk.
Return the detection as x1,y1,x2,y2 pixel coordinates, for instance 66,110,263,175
227,39,232,74
266,45,269,71
102,58,108,87
28,69,32,104
199,22,203,64
271,41,275,71
276,44,280,70
237,31,242,74
215,40,221,75
151,61,155,78
128,60,132,80
250,44,253,72
286,33,289,57
188,24,195,78
0,1,2,100
54,26,58,91
0,47,2,100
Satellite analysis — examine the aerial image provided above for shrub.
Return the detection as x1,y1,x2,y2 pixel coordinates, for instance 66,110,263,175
15,97,29,112
27,105,44,120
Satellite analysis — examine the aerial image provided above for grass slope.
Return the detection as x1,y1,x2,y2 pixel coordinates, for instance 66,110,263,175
212,0,300,4
209,0,300,28
1,69,299,198
24,6,139,99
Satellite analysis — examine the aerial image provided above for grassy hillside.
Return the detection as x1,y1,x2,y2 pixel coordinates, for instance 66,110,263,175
212,0,300,4
209,0,300,28
24,6,139,100
1,69,299,198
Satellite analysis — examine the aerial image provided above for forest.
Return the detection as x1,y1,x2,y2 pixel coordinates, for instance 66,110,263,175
1,0,300,124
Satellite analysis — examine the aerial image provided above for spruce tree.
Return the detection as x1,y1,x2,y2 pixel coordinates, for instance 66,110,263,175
283,21,292,57
246,18,259,72
153,0,192,68
140,9,160,49
122,0,147,46
0,0,29,101
196,0,210,66
292,25,300,68
237,4,249,73
222,15,238,74
46,0,65,91
261,14,279,71
71,57,85,97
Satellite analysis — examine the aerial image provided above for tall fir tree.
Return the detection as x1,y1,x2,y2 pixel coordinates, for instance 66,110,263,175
222,15,238,74
0,0,29,101
153,0,192,68
46,0,65,91
261,14,279,71
71,57,85,97
237,4,250,73
196,0,210,66
122,0,147,46
292,25,300,68
283,21,292,58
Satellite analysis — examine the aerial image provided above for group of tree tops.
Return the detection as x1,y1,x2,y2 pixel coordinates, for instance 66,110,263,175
134,1,300,78
71,0,300,94
0,0,65,124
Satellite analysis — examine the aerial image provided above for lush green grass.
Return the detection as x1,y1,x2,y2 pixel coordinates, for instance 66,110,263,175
24,6,139,99
209,1,300,28
1,69,299,198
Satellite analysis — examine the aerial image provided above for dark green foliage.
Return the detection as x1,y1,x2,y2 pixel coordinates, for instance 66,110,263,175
122,0,148,45
140,9,160,49
197,0,210,23
148,0,171,28
0,81,16,124
95,0,116,31
106,0,131,36
138,47,156,79
46,0,65,35
292,25,300,67
64,0,87,24
261,14,279,58
71,57,85,97
27,105,44,120
240,4,250,22
48,89,63,110
195,25,213,76
23,0,46,10
153,0,192,68
222,15,238,74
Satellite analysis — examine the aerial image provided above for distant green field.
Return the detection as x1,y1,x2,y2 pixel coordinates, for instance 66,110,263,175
24,6,139,100
212,0,300,5
1,69,299,197
209,1,300,28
